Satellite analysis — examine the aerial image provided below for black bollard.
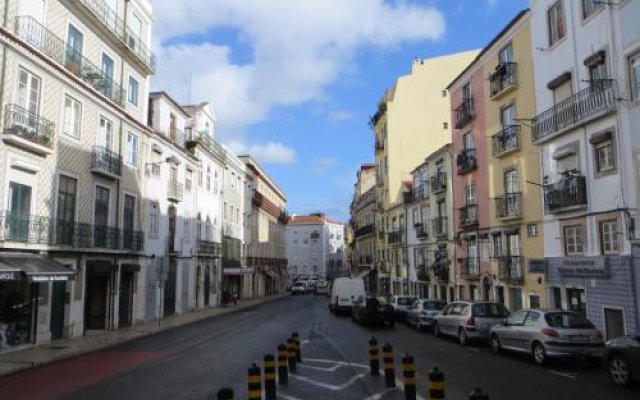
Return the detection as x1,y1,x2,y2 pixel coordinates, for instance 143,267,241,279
287,338,297,373
292,332,302,362
428,366,445,400
263,354,276,400
382,342,396,388
402,353,416,400
277,344,288,385
247,363,262,400
368,337,380,376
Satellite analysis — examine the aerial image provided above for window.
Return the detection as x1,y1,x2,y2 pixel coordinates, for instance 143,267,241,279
499,43,513,64
17,68,41,117
600,220,619,254
501,103,515,127
93,186,110,246
98,116,113,150
504,169,518,194
582,0,603,19
462,82,471,100
524,311,540,326
63,95,82,139
595,140,615,173
66,24,83,65
564,225,584,255
56,175,77,245
556,153,578,174
492,235,502,258
631,54,640,99
527,224,538,237
507,310,527,326
186,170,193,191
464,184,476,205
548,1,565,46
127,132,139,166
589,59,608,83
463,132,474,150
128,76,139,106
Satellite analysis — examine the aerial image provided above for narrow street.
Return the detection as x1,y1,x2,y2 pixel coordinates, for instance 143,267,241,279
0,295,636,400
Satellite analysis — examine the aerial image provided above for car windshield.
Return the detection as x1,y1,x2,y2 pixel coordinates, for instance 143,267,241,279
423,301,446,310
397,297,414,306
472,303,509,318
544,312,595,329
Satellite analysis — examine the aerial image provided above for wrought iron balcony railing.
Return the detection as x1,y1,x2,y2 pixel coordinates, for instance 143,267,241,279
431,217,448,238
492,125,521,157
168,178,184,202
91,145,122,177
15,16,126,105
387,231,404,245
532,80,616,142
416,266,429,282
490,62,517,97
122,230,144,251
544,175,587,212
431,172,447,194
495,192,522,219
432,264,449,282
198,240,222,255
460,258,480,280
222,258,242,269
456,148,477,174
413,185,427,202
3,104,55,148
454,97,475,128
354,224,374,238
498,256,523,284
414,222,428,239
169,129,185,148
459,204,478,228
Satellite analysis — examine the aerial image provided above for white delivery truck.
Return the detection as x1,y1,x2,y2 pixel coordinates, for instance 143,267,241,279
329,277,366,314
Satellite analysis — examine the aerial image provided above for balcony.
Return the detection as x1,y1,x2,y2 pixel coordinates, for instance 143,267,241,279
77,0,156,72
431,217,448,238
15,16,127,106
456,148,477,175
91,146,122,179
370,102,387,127
532,80,616,143
121,230,144,251
2,104,55,155
498,256,524,284
459,204,478,228
495,192,522,219
416,266,429,282
544,175,588,212
431,172,447,194
198,240,222,256
413,185,427,202
169,129,186,148
166,236,183,254
460,258,480,280
492,125,521,157
223,258,241,269
354,224,374,238
387,231,404,245
490,62,517,98
432,264,449,283
403,191,414,205
414,222,428,239
167,178,184,202
454,97,475,129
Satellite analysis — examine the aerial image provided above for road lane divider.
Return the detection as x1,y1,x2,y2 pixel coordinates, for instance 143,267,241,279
402,353,416,400
382,342,396,388
369,336,380,376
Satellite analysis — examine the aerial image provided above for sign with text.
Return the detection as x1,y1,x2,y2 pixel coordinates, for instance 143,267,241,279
528,259,547,273
557,257,608,278
0,271,19,281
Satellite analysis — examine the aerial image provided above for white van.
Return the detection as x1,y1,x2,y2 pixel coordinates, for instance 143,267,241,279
329,277,366,314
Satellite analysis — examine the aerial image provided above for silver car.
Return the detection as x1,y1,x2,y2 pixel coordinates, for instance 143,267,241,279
490,309,605,365
390,295,417,321
433,301,509,345
406,299,447,330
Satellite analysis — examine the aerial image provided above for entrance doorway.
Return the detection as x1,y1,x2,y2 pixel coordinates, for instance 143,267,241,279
482,276,491,301
50,281,66,340
163,260,177,317
204,266,211,306
196,266,201,308
604,308,625,340
119,269,135,327
85,261,113,331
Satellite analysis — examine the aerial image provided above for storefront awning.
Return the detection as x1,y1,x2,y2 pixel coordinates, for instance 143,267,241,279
0,253,77,282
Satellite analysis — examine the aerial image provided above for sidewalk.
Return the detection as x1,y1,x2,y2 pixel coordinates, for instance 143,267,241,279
0,293,289,377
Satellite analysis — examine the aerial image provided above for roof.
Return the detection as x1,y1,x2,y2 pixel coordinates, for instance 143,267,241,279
360,163,375,170
288,214,343,225
149,91,191,118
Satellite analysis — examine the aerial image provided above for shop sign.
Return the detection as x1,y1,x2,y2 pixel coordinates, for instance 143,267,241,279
30,275,71,282
528,259,547,273
0,271,19,281
557,257,608,278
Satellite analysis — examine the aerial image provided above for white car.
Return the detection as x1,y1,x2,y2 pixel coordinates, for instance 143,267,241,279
291,283,306,295
390,295,417,320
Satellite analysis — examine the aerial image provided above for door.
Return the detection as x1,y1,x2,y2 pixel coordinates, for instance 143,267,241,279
482,277,491,302
499,44,513,64
8,182,32,242
168,206,176,252
501,310,527,349
56,176,76,245
122,195,135,248
604,308,625,340
93,186,110,247
119,272,134,327
195,266,201,308
66,25,83,70
50,282,66,340
566,288,586,315
204,266,211,306
518,311,541,352
98,117,113,151
17,68,41,130
86,274,108,330
164,261,177,316
101,54,114,97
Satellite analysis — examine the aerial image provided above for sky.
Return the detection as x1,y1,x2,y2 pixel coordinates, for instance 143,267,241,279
151,0,529,223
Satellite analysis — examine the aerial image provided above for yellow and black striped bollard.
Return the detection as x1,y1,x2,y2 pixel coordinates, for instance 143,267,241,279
368,337,379,376
277,344,288,385
217,388,234,400
428,366,445,400
263,354,276,400
248,363,262,400
287,338,297,373
402,353,416,400
382,342,395,388
469,387,489,400
292,332,302,362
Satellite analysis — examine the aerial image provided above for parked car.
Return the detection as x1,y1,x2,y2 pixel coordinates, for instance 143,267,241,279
291,283,306,295
329,277,366,314
605,332,640,386
434,301,509,345
315,281,329,295
406,299,447,331
305,281,317,293
390,295,417,321
490,309,605,365
352,294,395,327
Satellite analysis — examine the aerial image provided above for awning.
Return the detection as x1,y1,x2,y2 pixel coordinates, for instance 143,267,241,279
0,253,77,282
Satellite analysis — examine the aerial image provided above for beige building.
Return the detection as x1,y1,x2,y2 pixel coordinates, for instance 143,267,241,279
350,164,376,289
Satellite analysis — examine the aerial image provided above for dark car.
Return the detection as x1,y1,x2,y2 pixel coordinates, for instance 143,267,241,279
352,294,395,327
605,333,640,386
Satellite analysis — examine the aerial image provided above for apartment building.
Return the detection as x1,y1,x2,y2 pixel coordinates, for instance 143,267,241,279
350,164,377,290
0,0,154,351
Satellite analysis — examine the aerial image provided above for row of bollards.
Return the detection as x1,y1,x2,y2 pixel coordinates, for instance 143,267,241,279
217,332,302,400
368,336,491,400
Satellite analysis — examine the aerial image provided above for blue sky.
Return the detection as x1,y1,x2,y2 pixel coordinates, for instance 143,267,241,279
152,0,529,222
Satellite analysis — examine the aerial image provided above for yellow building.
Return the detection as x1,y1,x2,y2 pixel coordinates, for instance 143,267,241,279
371,51,478,295
484,10,546,310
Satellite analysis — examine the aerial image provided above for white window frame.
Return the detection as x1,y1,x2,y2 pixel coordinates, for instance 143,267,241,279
16,66,41,117
128,75,139,106
582,0,603,20
148,200,159,238
126,131,139,167
595,140,615,173
600,220,619,255
62,94,82,139
564,225,584,255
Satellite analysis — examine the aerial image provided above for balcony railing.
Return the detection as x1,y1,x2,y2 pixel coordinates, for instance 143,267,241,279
122,230,144,251
3,104,55,149
416,266,429,282
495,192,522,219
354,224,374,238
490,62,517,97
414,222,428,239
403,191,414,205
413,185,427,202
454,97,475,128
459,204,478,228
78,0,156,72
532,80,616,142
91,146,122,178
169,129,185,148
431,172,447,194
198,240,222,255
15,16,126,105
498,256,524,284
431,217,448,238
432,264,449,283
456,148,477,174
168,179,184,202
544,175,588,212
223,258,242,269
460,258,480,280
492,125,521,157
387,231,404,245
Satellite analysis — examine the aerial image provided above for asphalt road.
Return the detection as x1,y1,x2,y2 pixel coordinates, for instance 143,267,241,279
0,295,638,400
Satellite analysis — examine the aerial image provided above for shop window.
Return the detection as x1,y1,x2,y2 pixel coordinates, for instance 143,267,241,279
529,295,541,309
604,308,625,340
600,220,619,254
566,288,586,315
0,281,36,348
564,225,584,255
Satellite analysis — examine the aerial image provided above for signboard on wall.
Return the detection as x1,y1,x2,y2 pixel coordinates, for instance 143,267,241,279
557,257,609,278
528,259,547,273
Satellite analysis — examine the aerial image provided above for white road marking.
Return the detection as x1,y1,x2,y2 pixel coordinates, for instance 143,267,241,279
362,388,399,400
291,372,368,390
278,393,303,400
548,370,577,379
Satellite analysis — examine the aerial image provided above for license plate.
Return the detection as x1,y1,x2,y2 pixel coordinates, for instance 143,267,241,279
570,335,589,342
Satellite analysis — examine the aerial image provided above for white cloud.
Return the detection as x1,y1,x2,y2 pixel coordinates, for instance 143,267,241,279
311,157,338,174
327,110,356,122
229,141,297,165
151,0,446,142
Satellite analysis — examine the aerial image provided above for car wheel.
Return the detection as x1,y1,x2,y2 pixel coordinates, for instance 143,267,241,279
490,334,501,353
532,342,547,365
433,322,441,337
608,355,632,386
458,328,468,346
